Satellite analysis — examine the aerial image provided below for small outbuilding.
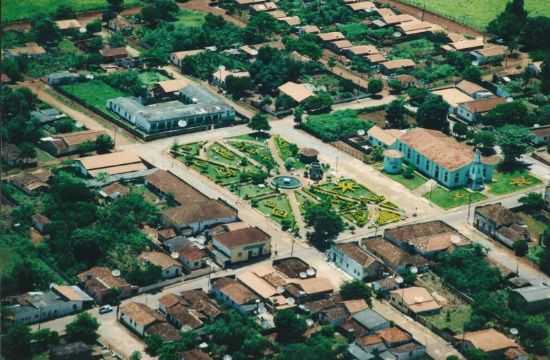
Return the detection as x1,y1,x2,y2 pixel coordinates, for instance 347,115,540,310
383,149,403,174
299,147,319,163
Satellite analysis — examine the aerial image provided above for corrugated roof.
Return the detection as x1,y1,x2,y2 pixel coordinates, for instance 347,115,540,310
278,81,315,103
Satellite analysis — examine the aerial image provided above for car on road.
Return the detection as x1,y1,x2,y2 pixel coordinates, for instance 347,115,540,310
99,305,113,314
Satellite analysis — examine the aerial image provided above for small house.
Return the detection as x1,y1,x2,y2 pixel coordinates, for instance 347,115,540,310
212,226,271,267
474,203,530,248
138,251,183,279
329,243,384,280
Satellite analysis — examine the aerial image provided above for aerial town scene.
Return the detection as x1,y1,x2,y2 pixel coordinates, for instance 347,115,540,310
1,0,550,359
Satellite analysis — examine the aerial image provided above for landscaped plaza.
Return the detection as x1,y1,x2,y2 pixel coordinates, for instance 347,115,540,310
171,132,405,237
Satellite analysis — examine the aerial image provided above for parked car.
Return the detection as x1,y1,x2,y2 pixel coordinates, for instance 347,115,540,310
99,305,113,314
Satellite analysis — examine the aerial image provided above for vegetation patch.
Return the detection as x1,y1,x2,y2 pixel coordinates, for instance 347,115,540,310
489,169,541,195
424,187,487,209
303,110,373,142
61,80,127,117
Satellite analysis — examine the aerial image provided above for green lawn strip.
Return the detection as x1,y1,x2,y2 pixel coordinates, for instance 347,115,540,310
255,194,295,226
2,0,141,23
229,133,269,143
274,135,305,169
383,170,427,190
61,80,127,117
236,184,274,199
175,9,207,28
488,169,541,195
424,187,487,209
421,305,473,334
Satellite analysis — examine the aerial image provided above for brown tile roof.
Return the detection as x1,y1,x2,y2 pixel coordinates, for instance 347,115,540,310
432,87,474,107
301,25,320,34
381,59,415,70
362,237,429,270
158,228,176,241
145,321,181,341
120,301,164,327
179,243,207,262
182,349,213,360
213,227,270,248
320,304,349,322
278,81,315,103
55,19,82,30
349,1,376,11
78,266,131,290
368,125,402,146
99,47,128,58
180,289,222,318
79,151,145,174
318,32,346,42
377,327,412,345
458,329,519,353
399,128,483,170
456,80,488,96
347,45,380,56
390,287,441,313
448,38,484,51
357,334,383,347
332,40,353,49
101,182,129,197
7,42,46,56
342,299,369,314
146,170,207,205
335,243,378,267
212,277,258,305
159,293,181,309
475,203,518,227
156,79,190,93
163,200,236,225
10,172,49,192
166,303,203,329
279,16,301,26
366,53,386,63
474,46,507,58
462,97,506,114
267,10,287,19
384,221,470,252
531,125,550,137
383,14,416,25
139,251,182,270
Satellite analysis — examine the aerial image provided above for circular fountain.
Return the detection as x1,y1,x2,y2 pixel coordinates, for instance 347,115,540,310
272,175,302,189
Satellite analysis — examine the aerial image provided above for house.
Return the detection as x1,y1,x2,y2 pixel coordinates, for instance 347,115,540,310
119,301,165,336
152,78,190,98
55,19,82,32
212,226,271,267
210,277,260,314
298,25,320,35
455,329,525,358
388,341,426,360
377,327,413,348
1,143,38,167
5,284,93,324
138,251,183,279
170,49,204,68
107,84,236,134
240,45,259,58
9,170,50,195
318,31,346,42
31,108,67,124
41,129,108,156
346,45,380,58
0,72,12,84
442,38,484,52
432,87,474,112
77,266,136,304
319,303,350,326
286,277,334,303
380,59,416,74
76,151,147,178
5,42,46,58
181,349,213,360
278,81,315,104
456,97,506,123
32,214,51,234
236,270,293,311
329,243,384,280
47,71,81,85
146,321,181,342
455,80,493,99
99,182,130,200
474,203,530,248
158,294,204,331
366,53,387,64
348,1,377,12
471,46,507,65
178,242,209,271
352,309,390,332
367,126,403,149
383,221,470,258
211,67,250,88
108,16,133,33
510,284,550,313
99,47,129,62
250,2,278,12
395,128,498,189
390,287,441,315
354,334,387,354
158,228,177,242
50,342,92,360
530,125,550,146
362,237,429,272
393,74,419,89
527,61,543,78
397,20,441,37
331,39,353,52
279,16,301,26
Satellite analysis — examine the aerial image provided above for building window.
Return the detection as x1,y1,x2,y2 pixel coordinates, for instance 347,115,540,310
454,173,459,183
444,172,448,182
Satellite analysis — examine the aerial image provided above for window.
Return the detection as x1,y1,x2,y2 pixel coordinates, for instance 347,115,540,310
416,154,420,165
444,172,448,182
454,173,459,183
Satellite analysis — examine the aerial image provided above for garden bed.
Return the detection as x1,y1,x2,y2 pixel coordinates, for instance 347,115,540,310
254,194,295,227
488,169,541,195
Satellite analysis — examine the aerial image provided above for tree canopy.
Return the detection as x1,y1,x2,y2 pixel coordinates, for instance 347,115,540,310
304,202,344,249
65,313,100,344
416,95,449,133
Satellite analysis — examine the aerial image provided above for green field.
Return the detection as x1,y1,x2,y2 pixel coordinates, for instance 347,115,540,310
2,0,141,23
61,80,126,116
399,0,550,30
175,9,206,28
424,187,487,209
488,169,541,195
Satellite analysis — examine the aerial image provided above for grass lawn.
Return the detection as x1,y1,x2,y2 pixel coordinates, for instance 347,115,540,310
425,187,487,209
237,184,274,199
274,135,305,169
390,39,436,61
384,170,427,190
175,9,207,28
319,179,375,199
2,0,140,23
256,194,295,226
35,148,56,163
227,140,277,170
207,143,243,167
61,80,127,117
488,169,541,195
138,71,169,86
230,133,269,143
397,0,550,30
422,305,472,334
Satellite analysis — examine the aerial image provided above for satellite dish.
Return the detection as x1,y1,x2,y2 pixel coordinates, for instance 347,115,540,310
111,269,121,277
299,272,307,279
395,276,404,284
287,297,296,306
450,235,461,244
178,120,188,128
410,266,418,275
199,342,208,349
306,268,316,277
171,252,179,259
276,286,285,294
510,328,519,336
357,129,366,136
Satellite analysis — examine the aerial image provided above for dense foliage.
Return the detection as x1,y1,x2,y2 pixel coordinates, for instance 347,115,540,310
303,109,372,142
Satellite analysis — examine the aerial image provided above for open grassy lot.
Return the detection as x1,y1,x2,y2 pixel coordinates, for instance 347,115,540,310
2,0,140,23
488,169,541,195
61,80,126,117
138,71,169,86
425,187,487,209
175,9,207,28
398,0,550,31
384,170,427,190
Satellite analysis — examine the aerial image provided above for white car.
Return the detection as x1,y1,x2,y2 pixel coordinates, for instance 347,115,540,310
99,305,113,314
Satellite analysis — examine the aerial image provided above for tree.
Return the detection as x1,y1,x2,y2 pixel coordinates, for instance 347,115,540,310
340,279,373,306
130,351,142,360
520,17,550,51
225,75,252,99
1,323,32,359
473,130,496,155
403,165,414,179
18,142,37,159
453,122,468,140
302,93,333,113
487,0,527,41
407,86,429,106
55,4,75,19
496,125,531,165
541,59,550,95
519,192,545,212
274,309,307,343
140,0,179,25
368,79,383,96
95,134,115,154
78,140,96,155
145,334,164,356
387,79,402,94
416,95,449,133
248,113,271,133
65,313,99,344
32,16,61,44
304,202,344,250
514,240,528,256
294,107,304,123
483,101,529,126
462,66,482,83
53,118,75,133
32,328,60,352
86,20,102,34
108,0,125,13
386,99,407,129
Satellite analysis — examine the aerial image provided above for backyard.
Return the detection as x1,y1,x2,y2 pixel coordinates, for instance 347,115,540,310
397,0,550,30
